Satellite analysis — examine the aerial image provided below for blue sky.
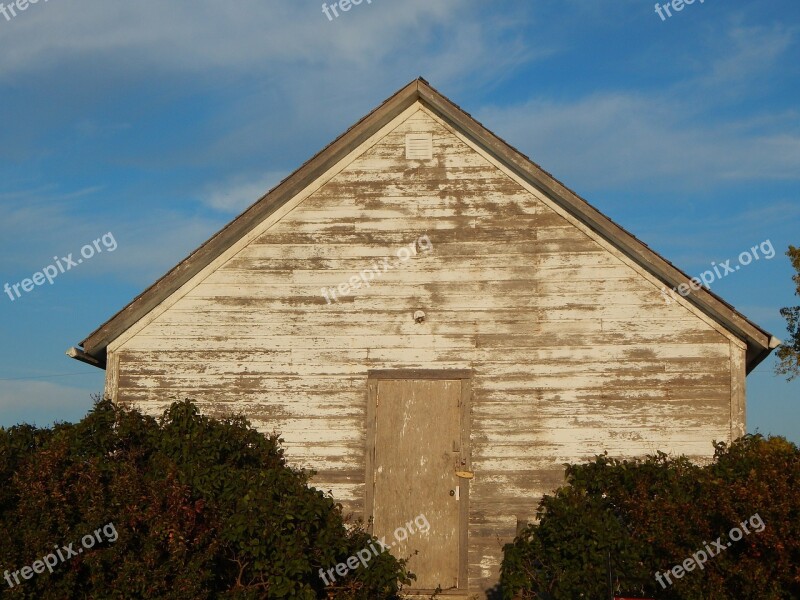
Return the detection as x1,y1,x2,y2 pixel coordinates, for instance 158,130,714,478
0,0,798,442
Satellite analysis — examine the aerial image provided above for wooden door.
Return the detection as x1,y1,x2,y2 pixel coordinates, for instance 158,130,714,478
366,372,470,592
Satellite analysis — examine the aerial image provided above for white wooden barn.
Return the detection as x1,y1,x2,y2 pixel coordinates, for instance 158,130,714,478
69,78,779,598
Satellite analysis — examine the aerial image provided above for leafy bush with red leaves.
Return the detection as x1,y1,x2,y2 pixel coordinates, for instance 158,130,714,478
500,435,800,599
0,399,412,599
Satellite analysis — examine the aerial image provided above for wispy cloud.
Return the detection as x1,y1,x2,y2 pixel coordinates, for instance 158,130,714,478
202,171,288,213
0,0,533,81
477,44,800,189
0,188,222,286
700,23,796,91
483,17,798,188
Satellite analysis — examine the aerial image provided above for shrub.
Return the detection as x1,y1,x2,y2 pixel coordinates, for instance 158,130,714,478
0,398,412,599
500,435,800,599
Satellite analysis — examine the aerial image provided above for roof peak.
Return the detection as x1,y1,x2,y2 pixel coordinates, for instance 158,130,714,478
73,78,776,372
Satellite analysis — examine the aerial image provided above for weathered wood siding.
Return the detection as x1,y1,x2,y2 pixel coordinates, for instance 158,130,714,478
106,104,744,596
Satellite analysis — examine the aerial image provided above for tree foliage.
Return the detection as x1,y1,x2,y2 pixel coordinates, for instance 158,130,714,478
500,435,800,599
0,399,412,599
776,244,800,380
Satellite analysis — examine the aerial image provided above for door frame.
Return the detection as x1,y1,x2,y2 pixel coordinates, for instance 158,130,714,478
364,369,472,593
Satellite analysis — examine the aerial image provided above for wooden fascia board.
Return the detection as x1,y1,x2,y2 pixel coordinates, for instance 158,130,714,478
78,80,426,359
77,76,774,373
415,82,774,368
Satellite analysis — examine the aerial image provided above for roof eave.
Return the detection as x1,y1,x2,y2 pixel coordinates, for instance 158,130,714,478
74,76,778,373
415,82,777,371
78,78,428,359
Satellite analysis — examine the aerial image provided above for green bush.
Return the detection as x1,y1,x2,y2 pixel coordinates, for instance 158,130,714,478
0,398,413,599
500,435,800,599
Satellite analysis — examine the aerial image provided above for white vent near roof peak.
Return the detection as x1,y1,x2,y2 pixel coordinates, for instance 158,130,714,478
405,133,433,159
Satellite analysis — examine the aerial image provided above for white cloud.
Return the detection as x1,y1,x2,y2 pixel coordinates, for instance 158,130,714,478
103,210,224,286
0,189,223,286
202,171,288,213
0,0,531,81
479,94,800,188
470,19,799,189
700,24,796,91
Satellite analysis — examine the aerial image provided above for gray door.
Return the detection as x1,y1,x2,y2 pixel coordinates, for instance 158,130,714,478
370,378,464,590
